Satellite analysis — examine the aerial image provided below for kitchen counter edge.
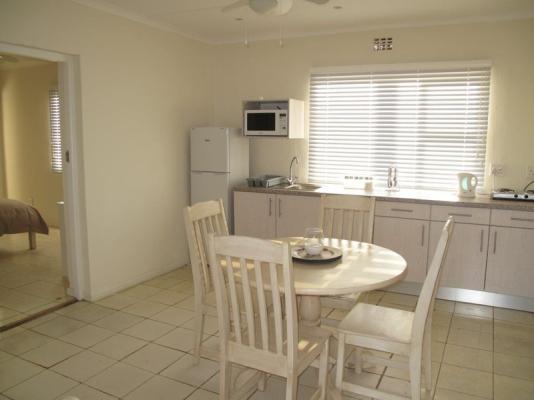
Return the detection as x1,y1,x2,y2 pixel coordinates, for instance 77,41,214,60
233,185,534,212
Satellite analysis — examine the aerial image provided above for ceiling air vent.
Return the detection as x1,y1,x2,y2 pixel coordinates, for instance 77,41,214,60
373,37,393,51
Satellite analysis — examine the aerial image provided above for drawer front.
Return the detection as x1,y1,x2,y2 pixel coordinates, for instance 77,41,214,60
375,201,430,220
431,205,490,225
490,209,534,229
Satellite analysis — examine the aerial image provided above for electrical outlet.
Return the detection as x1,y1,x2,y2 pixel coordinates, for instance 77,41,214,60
528,166,534,179
491,163,504,176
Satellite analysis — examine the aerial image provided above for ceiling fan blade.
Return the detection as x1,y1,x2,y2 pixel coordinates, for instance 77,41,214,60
221,0,249,13
305,0,330,4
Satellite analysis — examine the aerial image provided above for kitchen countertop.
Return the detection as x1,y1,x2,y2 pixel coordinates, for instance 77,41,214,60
234,184,534,212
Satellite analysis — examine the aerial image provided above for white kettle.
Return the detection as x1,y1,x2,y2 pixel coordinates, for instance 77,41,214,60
457,173,478,198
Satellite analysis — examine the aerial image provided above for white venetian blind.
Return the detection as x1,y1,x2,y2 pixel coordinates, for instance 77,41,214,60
308,62,491,190
48,88,63,173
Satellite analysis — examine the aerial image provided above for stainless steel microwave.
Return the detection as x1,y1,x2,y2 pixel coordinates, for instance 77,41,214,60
244,109,288,136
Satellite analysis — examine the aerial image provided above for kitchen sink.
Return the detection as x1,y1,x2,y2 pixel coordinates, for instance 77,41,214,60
283,183,322,191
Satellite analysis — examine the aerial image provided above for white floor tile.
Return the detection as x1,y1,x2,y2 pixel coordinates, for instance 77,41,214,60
122,343,185,373
90,333,147,360
122,319,174,341
4,370,77,400
60,325,114,348
60,303,115,323
85,362,153,398
53,384,117,400
92,311,143,332
0,357,44,392
52,350,116,381
0,329,52,355
155,327,196,352
123,375,195,400
31,316,86,338
122,300,168,318
150,306,195,326
161,354,218,387
19,339,82,367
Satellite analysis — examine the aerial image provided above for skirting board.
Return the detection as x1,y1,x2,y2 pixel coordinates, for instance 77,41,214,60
387,281,534,313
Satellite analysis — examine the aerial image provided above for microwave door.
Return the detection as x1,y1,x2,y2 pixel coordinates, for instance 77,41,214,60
247,112,275,135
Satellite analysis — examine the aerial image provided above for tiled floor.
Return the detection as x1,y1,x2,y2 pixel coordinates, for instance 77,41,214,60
1,266,534,399
0,229,72,327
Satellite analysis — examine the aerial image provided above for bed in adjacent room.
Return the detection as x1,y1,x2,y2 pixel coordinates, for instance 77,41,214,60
0,198,49,249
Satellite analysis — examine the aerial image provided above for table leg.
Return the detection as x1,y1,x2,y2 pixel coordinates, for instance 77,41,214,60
299,295,322,327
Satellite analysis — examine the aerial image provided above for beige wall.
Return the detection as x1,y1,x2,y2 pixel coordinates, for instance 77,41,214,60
0,0,214,299
0,63,63,227
211,18,534,192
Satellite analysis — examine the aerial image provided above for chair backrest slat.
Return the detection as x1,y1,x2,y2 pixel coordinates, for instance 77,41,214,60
239,256,256,347
183,199,229,297
208,235,296,361
320,195,375,242
225,255,242,344
269,261,284,354
253,260,269,351
412,218,454,346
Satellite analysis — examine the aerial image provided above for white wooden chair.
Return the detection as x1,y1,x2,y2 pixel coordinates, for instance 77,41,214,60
183,199,229,363
319,195,376,315
334,218,454,400
207,234,331,400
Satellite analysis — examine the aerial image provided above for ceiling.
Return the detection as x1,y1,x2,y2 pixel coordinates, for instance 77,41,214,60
72,0,534,43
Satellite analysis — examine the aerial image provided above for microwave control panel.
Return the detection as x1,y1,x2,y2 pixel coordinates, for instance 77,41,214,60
279,112,288,132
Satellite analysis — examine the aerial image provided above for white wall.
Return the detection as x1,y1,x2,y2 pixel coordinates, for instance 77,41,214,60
211,18,534,192
0,63,64,227
0,0,214,299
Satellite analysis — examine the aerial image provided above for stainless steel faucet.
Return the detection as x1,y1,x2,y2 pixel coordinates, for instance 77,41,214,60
288,156,300,185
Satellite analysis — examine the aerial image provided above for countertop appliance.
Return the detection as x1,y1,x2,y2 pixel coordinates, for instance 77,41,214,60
457,172,478,198
190,127,249,231
244,109,288,136
491,188,534,202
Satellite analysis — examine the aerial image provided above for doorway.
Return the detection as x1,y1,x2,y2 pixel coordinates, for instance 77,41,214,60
0,42,88,329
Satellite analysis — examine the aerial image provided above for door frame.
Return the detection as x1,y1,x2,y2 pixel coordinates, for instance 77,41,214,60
0,42,89,299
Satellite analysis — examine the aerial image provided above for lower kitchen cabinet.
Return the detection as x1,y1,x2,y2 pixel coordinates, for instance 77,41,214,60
274,194,321,238
373,216,429,283
234,191,321,239
234,191,276,239
485,226,534,298
429,222,488,290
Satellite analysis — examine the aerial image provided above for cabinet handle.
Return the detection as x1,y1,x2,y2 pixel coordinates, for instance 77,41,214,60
511,217,534,223
269,198,272,216
421,225,425,247
391,208,413,213
278,198,282,218
493,231,498,254
448,213,472,218
480,229,484,253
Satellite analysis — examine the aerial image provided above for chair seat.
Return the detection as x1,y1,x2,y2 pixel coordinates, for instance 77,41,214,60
337,303,414,344
227,321,331,377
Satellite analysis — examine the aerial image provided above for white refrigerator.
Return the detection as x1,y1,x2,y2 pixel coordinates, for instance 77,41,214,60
190,127,249,232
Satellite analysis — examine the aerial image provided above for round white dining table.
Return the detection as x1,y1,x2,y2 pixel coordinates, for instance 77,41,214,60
277,237,408,327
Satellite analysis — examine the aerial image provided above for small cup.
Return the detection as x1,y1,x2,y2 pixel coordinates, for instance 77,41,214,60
304,240,323,256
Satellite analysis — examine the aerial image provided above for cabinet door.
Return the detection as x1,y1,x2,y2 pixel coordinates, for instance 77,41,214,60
233,192,276,239
373,216,429,283
486,226,534,297
275,194,321,238
429,222,488,290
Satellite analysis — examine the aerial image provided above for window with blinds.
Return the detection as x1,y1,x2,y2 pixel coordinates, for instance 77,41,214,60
48,88,63,173
308,62,491,191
